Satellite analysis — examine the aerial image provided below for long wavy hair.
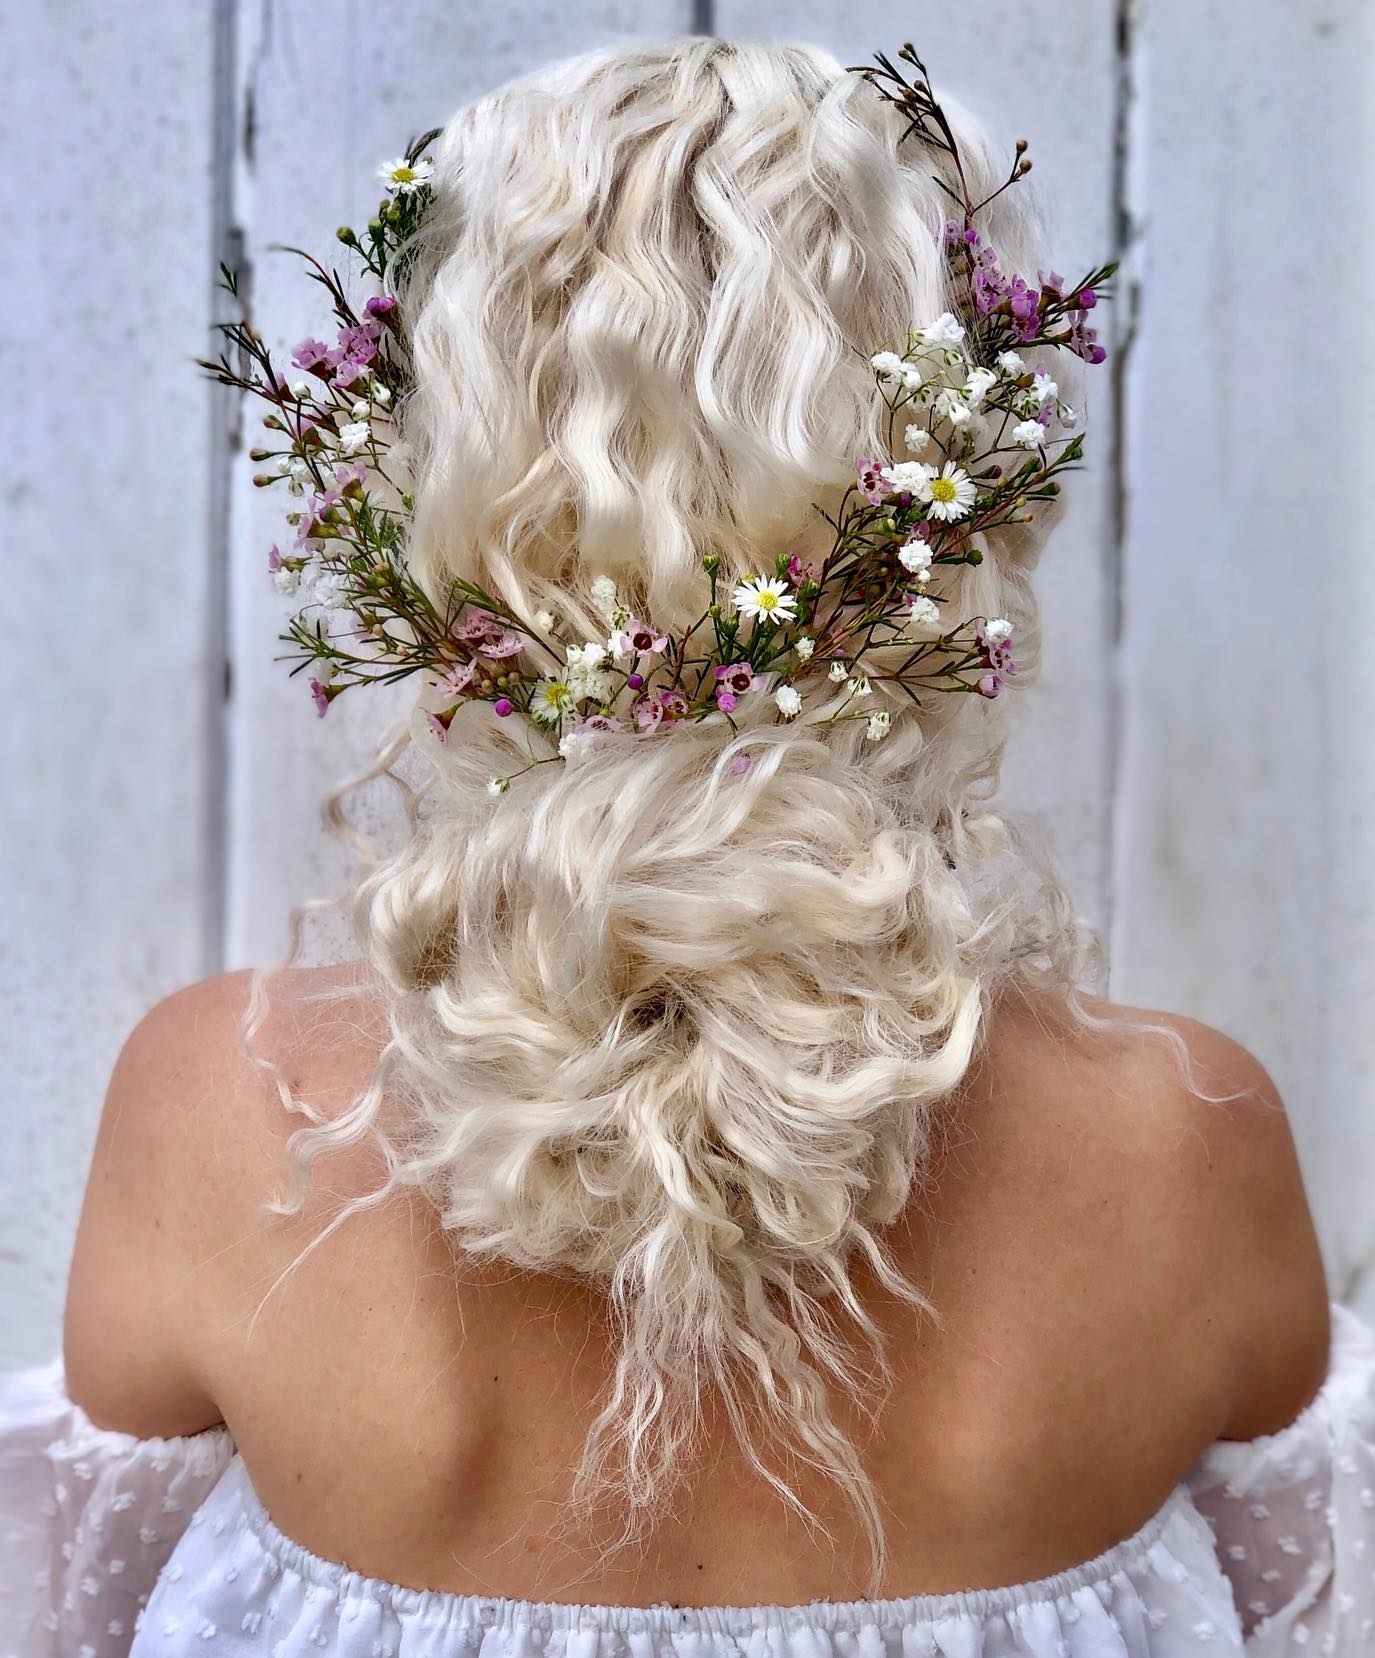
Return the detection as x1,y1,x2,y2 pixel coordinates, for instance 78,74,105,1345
254,36,1108,1590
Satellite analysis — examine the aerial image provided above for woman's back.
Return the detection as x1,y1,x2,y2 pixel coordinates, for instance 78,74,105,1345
61,965,1330,1610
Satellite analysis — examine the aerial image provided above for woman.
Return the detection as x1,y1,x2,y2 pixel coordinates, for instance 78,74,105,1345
3,33,1369,1658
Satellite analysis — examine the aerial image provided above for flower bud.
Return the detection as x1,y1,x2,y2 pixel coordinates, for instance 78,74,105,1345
966,548,984,565
703,552,721,575
336,226,358,246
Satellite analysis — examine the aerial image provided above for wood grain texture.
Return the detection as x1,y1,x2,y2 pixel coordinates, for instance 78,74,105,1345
0,1,223,1364
1110,0,1375,1317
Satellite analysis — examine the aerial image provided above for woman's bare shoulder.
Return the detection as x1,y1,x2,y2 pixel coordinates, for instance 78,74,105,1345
62,964,389,1436
976,985,1332,1437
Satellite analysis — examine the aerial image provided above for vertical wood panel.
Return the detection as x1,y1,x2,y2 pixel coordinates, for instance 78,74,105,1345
1112,0,1375,1315
0,1,223,1363
225,0,704,971
715,1,1122,941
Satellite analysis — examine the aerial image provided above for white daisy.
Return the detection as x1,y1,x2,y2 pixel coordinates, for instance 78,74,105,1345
899,540,933,576
487,776,510,795
530,678,575,727
793,636,814,661
732,575,797,625
377,156,435,195
918,462,977,523
904,423,933,456
337,420,371,455
866,710,891,741
774,685,803,718
908,594,942,628
918,312,966,347
1011,419,1046,449
880,459,936,493
996,350,1026,377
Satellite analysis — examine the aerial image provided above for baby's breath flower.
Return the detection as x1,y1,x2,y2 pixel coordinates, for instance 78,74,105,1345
850,675,873,698
828,661,849,683
983,616,1014,646
793,636,815,661
904,424,933,455
866,710,891,741
917,312,966,347
774,685,803,718
589,574,618,613
880,460,935,493
337,420,371,455
870,350,907,380
534,609,555,631
899,540,933,576
487,776,510,795
1011,419,1045,449
996,350,1026,376
908,594,942,628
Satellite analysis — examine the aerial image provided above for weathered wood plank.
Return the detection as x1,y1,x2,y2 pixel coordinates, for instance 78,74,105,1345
0,1,223,1363
1112,0,1375,1315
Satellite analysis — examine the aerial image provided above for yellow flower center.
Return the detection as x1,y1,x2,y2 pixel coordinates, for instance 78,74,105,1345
929,477,959,504
756,590,779,610
392,165,416,183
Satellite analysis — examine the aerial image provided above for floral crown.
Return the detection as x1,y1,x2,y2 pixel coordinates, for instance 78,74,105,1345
201,44,1113,794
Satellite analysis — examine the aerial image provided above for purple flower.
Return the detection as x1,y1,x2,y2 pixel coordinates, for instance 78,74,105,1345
1075,287,1098,310
579,714,621,734
942,219,965,250
291,338,332,371
786,554,817,585
1038,269,1066,299
632,695,664,732
621,619,668,656
714,661,755,696
424,707,454,741
716,690,738,712
727,753,752,776
658,690,689,720
337,321,382,363
267,544,283,571
493,697,514,717
626,672,645,690
364,295,397,318
309,677,336,717
333,462,367,494
977,671,1007,699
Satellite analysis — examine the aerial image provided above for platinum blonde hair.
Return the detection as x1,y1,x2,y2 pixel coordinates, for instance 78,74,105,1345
261,36,1099,1590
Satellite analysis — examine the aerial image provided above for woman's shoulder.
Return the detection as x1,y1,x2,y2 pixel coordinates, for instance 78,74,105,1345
973,985,1332,1437
62,964,388,1438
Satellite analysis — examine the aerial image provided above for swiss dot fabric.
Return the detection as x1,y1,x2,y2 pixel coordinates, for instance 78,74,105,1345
1,1306,1372,1658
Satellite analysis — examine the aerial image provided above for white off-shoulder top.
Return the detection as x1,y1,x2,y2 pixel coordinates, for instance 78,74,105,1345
2,1305,1374,1658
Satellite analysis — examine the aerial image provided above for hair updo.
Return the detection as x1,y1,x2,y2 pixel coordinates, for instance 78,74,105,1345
264,35,1090,1588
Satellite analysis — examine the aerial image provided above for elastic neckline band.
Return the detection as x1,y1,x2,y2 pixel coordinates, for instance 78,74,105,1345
225,1457,1201,1631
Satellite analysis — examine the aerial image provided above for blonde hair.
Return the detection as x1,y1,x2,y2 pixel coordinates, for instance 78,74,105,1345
260,36,1095,1590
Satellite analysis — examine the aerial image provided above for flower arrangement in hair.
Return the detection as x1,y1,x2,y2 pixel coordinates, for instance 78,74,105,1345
199,44,1113,796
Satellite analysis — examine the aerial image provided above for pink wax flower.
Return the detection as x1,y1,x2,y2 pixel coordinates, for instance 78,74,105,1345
632,696,664,732
492,697,514,717
333,462,367,494
309,677,339,717
786,554,817,585
330,358,369,390
436,660,478,696
291,337,332,371
452,607,502,642
423,708,455,742
626,672,645,690
727,753,753,776
714,661,755,697
857,458,887,506
365,294,397,318
267,544,283,571
658,690,689,720
478,628,525,659
716,690,738,712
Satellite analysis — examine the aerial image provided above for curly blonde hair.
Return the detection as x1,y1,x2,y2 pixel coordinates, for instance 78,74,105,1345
258,36,1096,1590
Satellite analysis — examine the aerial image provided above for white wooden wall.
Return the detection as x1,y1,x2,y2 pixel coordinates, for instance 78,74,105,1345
3,0,1371,1366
